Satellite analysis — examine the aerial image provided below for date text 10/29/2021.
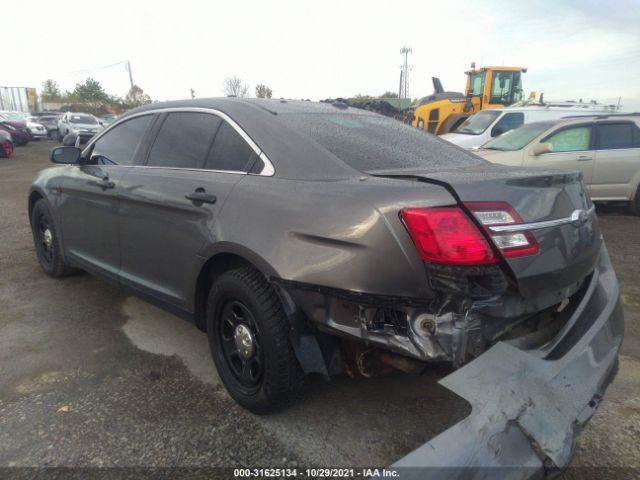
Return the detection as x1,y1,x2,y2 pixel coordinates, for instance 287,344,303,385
234,468,400,478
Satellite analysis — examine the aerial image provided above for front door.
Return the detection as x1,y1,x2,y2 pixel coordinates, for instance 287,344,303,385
54,114,156,280
524,124,595,193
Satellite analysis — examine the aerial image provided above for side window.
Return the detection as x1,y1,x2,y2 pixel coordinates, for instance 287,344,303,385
147,112,221,169
469,74,483,96
596,124,633,150
491,112,524,137
90,115,154,165
545,126,592,153
204,121,257,172
490,72,512,103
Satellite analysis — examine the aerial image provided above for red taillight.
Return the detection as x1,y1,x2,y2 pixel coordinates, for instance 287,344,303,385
400,207,498,265
465,202,539,258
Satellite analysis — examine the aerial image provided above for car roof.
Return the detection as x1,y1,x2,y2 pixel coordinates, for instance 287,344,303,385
122,98,399,180
128,97,376,116
525,114,640,129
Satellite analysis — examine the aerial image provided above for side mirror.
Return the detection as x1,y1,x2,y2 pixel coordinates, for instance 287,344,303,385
492,127,505,137
51,146,81,164
532,142,553,156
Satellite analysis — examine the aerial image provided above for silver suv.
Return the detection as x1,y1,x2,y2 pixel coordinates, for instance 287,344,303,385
57,113,103,143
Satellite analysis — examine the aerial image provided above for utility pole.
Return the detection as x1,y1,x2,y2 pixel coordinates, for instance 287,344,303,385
190,88,196,99
399,46,412,100
126,61,134,91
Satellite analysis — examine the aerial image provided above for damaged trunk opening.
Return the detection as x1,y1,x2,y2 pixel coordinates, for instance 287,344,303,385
274,257,588,375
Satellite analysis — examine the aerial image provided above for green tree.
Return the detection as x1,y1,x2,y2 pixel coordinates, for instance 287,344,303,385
72,78,109,112
124,85,152,108
41,79,62,102
255,84,273,99
380,91,399,98
346,94,376,104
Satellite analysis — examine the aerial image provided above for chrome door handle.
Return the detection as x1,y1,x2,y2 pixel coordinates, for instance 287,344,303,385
577,155,593,161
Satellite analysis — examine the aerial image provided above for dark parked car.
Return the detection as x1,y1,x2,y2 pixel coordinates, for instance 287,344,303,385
0,120,31,146
37,115,61,139
29,99,623,474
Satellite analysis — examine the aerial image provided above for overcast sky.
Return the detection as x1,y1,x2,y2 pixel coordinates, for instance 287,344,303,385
6,0,640,110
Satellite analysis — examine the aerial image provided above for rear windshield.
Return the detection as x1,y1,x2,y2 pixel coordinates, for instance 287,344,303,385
276,113,483,171
483,122,555,151
454,110,502,135
70,115,97,124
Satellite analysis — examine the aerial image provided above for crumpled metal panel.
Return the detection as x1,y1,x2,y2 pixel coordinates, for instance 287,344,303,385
392,246,623,479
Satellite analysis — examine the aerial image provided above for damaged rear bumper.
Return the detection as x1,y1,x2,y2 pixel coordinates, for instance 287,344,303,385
392,245,623,478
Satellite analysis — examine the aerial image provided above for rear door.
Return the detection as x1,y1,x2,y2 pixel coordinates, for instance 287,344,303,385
592,121,640,200
523,123,596,193
117,110,259,311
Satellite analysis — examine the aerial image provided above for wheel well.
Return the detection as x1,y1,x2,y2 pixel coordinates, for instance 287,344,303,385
193,253,255,331
28,191,44,221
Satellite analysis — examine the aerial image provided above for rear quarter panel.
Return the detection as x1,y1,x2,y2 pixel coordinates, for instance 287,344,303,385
211,174,457,298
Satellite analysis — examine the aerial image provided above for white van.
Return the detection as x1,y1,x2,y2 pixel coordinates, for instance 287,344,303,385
441,102,618,149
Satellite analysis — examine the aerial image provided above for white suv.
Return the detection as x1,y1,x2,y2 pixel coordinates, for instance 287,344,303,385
441,103,618,149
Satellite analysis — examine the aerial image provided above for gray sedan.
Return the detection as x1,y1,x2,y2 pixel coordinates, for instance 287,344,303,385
28,98,623,476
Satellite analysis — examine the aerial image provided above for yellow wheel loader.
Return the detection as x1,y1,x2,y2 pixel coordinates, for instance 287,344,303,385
412,65,528,135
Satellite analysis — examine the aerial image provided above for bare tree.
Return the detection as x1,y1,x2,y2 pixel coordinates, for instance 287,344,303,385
125,85,152,107
223,76,249,97
255,84,273,99
41,79,62,101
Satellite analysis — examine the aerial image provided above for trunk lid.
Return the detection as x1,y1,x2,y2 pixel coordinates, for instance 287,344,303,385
371,163,601,299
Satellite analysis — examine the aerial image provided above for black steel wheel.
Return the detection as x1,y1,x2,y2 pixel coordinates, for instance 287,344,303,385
30,199,75,277
206,266,303,413
218,299,264,390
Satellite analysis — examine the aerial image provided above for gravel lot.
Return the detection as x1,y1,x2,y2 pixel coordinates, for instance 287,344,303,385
1,141,639,476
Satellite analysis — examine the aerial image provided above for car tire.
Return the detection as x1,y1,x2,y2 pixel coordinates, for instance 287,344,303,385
630,186,640,216
1,140,13,158
206,266,303,413
30,199,75,277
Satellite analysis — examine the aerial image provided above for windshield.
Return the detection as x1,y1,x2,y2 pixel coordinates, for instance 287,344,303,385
70,115,98,124
454,110,501,135
482,122,555,151
276,112,484,171
2,112,26,121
